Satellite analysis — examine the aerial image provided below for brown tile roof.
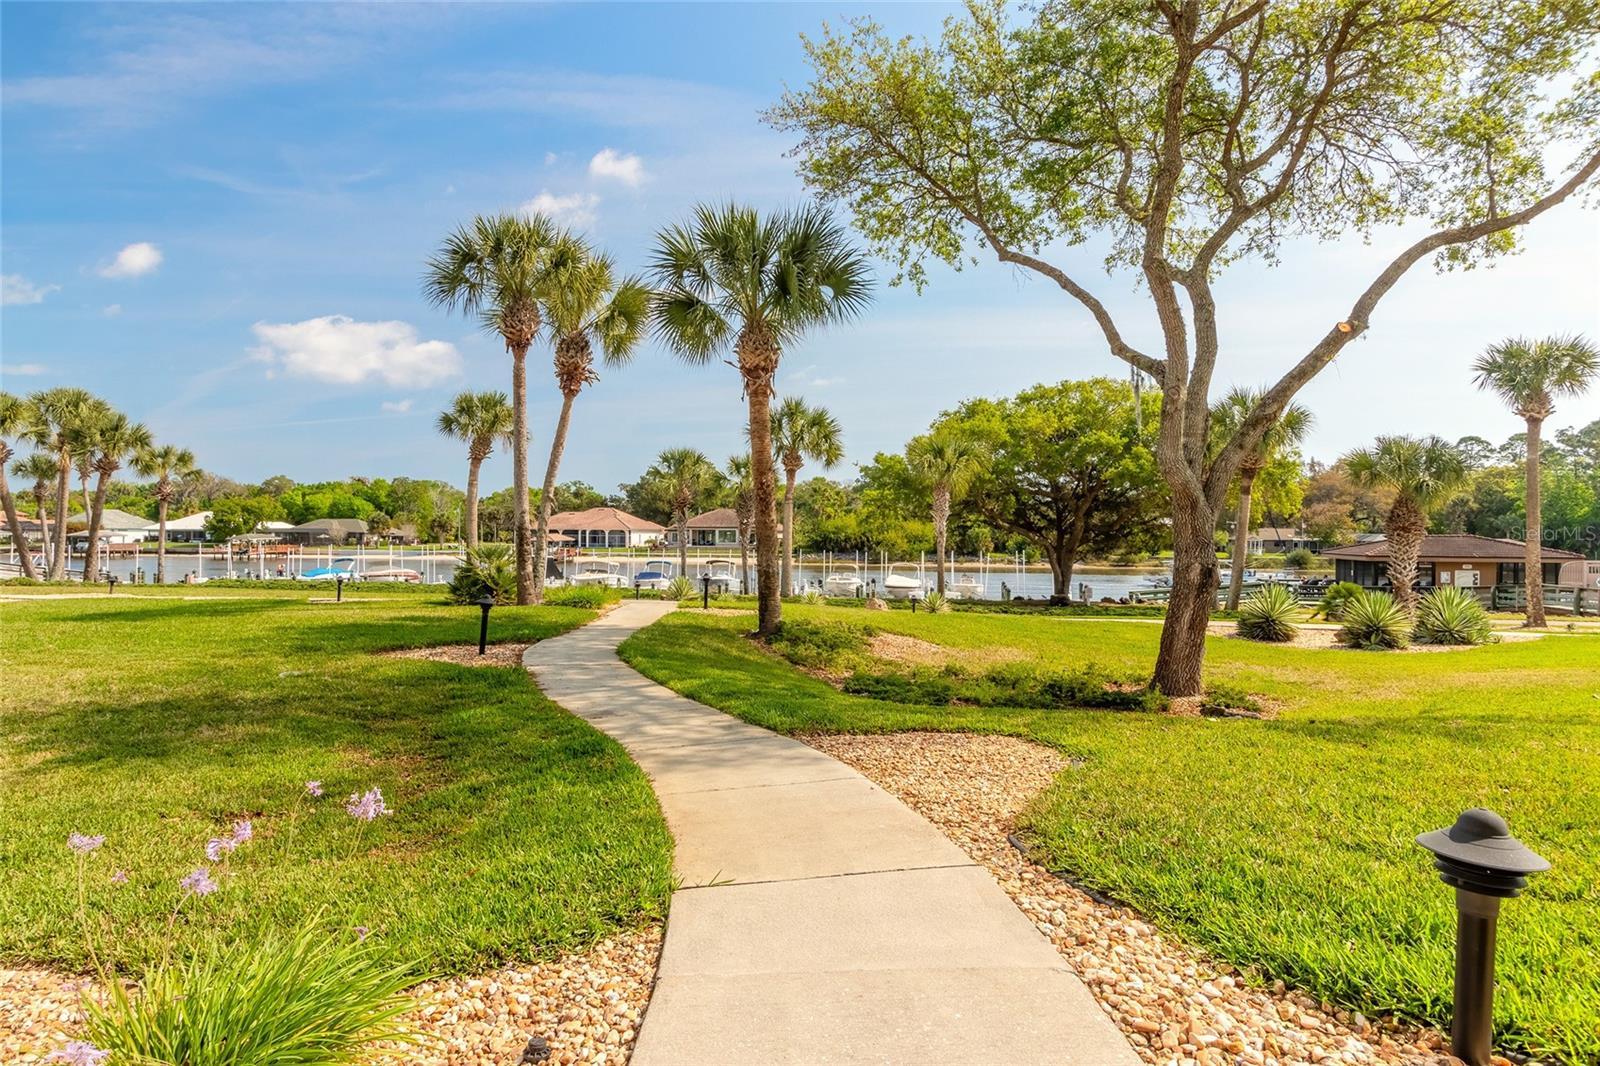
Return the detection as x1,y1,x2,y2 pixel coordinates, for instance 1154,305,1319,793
686,508,740,529
1321,534,1582,561
546,507,664,533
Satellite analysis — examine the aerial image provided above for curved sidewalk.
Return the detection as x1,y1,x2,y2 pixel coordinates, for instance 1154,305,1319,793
524,600,1139,1065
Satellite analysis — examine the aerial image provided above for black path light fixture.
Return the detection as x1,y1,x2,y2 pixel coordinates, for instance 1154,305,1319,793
335,574,346,603
701,573,710,609
909,592,920,614
475,594,495,655
106,574,118,596
1416,808,1550,1066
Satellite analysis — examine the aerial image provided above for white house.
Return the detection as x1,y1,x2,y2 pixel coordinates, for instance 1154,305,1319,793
65,509,152,545
547,507,664,549
163,510,213,543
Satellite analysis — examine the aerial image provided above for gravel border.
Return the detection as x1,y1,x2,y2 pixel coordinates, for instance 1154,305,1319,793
803,731,1460,1066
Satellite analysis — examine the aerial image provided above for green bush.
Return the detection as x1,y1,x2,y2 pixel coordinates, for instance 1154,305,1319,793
1414,586,1496,646
842,668,957,705
1313,581,1365,620
447,543,515,605
84,920,415,1065
799,588,825,605
1283,547,1316,570
843,660,1166,712
1338,590,1410,650
1236,584,1299,642
543,585,610,609
919,591,952,614
665,576,696,601
767,620,875,669
1199,684,1266,717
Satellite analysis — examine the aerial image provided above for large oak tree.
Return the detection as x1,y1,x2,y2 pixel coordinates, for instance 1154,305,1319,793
768,0,1600,693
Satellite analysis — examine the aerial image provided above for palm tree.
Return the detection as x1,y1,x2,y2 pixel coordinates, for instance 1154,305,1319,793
435,390,513,549
1472,334,1600,626
649,448,718,578
727,454,755,594
650,203,871,634
1343,436,1468,610
22,388,97,579
82,410,153,582
533,240,651,601
770,398,843,596
0,392,40,579
1209,388,1314,610
425,213,564,605
907,429,987,597
133,443,197,584
13,452,57,574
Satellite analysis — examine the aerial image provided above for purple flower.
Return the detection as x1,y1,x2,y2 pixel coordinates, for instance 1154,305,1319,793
305,780,324,798
204,837,232,862
344,787,389,822
353,925,370,941
67,833,105,856
231,819,253,845
47,1041,108,1066
180,867,219,896
110,869,129,885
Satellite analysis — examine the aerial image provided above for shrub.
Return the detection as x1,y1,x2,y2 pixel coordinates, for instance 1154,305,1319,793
85,921,415,1065
1338,590,1410,650
665,576,696,601
1199,684,1265,717
1236,584,1299,642
1313,581,1365,620
544,585,610,609
447,543,515,605
767,620,874,669
842,668,958,705
1414,586,1496,646
799,588,825,605
1284,547,1316,570
919,591,951,614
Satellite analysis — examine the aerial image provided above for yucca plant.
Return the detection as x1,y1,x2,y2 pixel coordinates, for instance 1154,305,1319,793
799,588,825,605
83,922,416,1065
1414,586,1496,646
665,575,697,601
448,542,515,605
1338,590,1411,650
1236,584,1299,642
1312,581,1364,621
919,591,952,614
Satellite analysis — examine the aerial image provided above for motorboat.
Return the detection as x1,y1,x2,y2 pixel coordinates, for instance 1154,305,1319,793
699,558,739,594
947,573,985,600
823,563,864,597
299,558,359,581
568,557,625,588
633,559,675,591
882,565,922,600
363,567,422,583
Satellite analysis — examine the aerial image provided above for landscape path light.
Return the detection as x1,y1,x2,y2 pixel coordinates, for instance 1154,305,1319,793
106,574,118,596
335,574,345,602
1416,807,1550,1066
701,574,710,609
475,594,495,655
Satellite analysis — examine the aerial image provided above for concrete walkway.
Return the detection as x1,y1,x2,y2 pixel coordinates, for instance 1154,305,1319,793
524,600,1139,1065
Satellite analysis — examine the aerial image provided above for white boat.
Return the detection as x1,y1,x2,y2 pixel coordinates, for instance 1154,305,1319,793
568,557,625,588
633,559,675,591
363,567,422,584
823,563,864,597
882,565,922,600
947,573,985,600
698,558,738,594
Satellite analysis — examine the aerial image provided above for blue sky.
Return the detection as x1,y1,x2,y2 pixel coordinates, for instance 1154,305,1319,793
3,2,1598,497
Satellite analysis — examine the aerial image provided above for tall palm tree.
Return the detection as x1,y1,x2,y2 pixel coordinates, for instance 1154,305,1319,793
649,448,718,578
533,240,651,601
0,392,40,579
23,388,97,579
726,454,755,595
13,452,57,574
425,213,564,605
650,203,871,634
770,398,843,595
1209,388,1314,610
82,411,152,582
1343,436,1468,610
435,390,513,549
1472,334,1600,626
132,444,197,584
907,429,987,597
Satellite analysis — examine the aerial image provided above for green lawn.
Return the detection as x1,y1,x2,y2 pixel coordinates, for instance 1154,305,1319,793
0,589,673,976
620,605,1600,1063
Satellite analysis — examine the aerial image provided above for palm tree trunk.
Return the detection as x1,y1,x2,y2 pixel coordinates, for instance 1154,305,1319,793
50,457,70,580
156,497,169,584
676,504,690,578
1226,471,1255,611
738,522,751,595
534,390,578,604
1523,416,1546,627
0,462,39,580
932,483,950,596
511,344,533,605
1385,495,1425,610
781,466,798,596
464,454,483,551
35,488,53,573
747,380,782,635
84,472,113,582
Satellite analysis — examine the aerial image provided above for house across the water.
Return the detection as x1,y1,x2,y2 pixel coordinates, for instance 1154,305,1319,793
547,507,664,549
664,508,752,549
1319,534,1586,590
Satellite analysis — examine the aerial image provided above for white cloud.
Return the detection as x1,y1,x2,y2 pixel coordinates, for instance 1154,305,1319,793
380,399,414,413
3,362,49,376
99,242,163,279
102,303,123,317
1,274,59,305
588,148,646,187
250,315,462,388
520,190,599,228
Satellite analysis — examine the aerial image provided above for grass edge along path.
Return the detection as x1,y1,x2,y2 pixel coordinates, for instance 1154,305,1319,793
618,608,1600,1064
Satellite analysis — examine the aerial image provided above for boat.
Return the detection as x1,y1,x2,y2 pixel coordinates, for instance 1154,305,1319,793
882,564,922,600
568,557,625,588
823,562,864,597
698,558,739,594
633,559,675,591
299,557,360,581
947,573,985,600
362,567,422,584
